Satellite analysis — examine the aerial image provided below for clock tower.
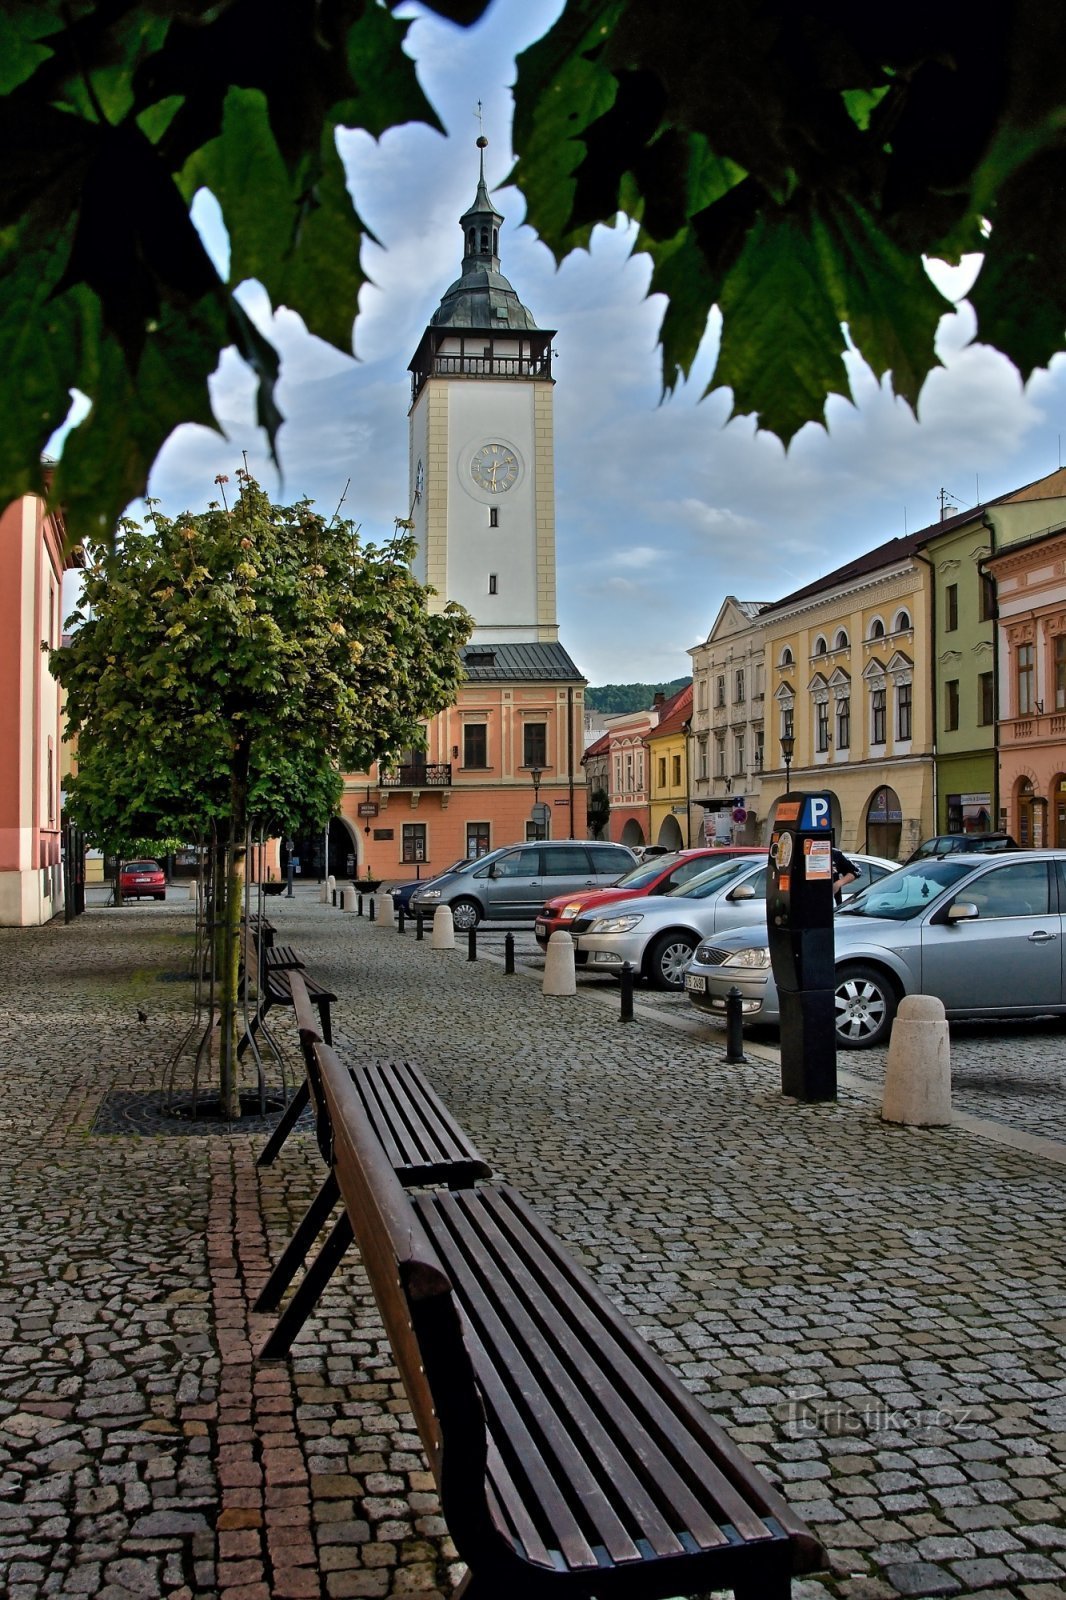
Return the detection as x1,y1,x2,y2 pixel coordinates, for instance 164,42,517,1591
407,138,558,644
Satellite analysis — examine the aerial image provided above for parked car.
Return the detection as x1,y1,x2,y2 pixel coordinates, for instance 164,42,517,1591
387,862,466,915
572,852,897,990
534,846,764,951
119,859,166,901
904,832,1019,863
409,840,638,930
684,850,1066,1047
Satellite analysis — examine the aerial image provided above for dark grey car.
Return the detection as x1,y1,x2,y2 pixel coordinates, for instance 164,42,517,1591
409,840,637,929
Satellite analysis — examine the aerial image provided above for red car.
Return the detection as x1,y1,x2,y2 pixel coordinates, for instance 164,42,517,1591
534,847,763,952
119,859,166,901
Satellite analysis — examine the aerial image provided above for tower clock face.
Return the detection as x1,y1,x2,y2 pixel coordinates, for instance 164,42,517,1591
470,442,519,494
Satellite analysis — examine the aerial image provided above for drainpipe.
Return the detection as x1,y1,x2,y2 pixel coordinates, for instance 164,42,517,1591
914,547,938,834
567,687,575,838
978,512,1000,830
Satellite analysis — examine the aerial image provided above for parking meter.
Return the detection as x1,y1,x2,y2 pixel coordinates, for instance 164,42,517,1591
767,792,837,1101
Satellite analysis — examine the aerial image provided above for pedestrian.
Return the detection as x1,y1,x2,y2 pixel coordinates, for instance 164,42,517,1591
832,847,859,905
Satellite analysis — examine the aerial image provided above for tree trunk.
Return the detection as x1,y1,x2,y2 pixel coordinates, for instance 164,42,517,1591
218,734,251,1119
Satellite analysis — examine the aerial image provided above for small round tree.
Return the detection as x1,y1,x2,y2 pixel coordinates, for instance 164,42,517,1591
54,471,471,1115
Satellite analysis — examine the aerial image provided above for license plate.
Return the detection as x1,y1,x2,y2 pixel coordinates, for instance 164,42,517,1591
684,973,707,994
534,921,548,937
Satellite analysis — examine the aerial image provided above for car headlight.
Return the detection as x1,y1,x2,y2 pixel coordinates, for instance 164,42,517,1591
559,902,583,920
590,913,644,934
721,947,772,970
418,889,441,901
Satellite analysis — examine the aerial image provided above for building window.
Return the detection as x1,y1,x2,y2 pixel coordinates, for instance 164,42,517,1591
979,671,995,726
698,738,708,780
698,678,708,712
1016,643,1035,715
945,584,958,632
895,610,911,633
47,740,55,826
872,688,886,745
780,646,794,667
489,506,499,528
734,669,744,703
754,730,764,769
523,721,547,768
463,723,488,768
466,822,490,859
402,823,427,863
657,756,667,788
714,734,726,777
813,636,827,657
672,753,682,786
836,698,850,749
945,679,959,731
834,629,849,650
488,573,498,594
815,701,829,752
734,733,745,774
897,682,912,740
1055,636,1066,710
780,703,794,741
869,618,885,640
716,675,726,707
979,572,995,621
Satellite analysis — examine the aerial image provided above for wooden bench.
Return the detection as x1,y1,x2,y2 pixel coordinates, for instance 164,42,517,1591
314,1036,825,1599
248,912,276,949
255,972,490,1360
237,928,336,1061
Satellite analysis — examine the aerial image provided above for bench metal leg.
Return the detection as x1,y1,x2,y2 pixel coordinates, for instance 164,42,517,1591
257,1210,354,1361
256,1079,310,1167
316,999,333,1045
254,1171,339,1312
236,998,270,1060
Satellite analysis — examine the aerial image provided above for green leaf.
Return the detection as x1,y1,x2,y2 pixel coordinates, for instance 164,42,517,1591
809,195,950,409
711,206,851,443
0,237,83,500
970,148,1066,379
0,2,64,95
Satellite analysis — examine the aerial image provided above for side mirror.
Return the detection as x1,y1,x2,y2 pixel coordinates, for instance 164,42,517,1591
488,862,503,879
947,900,979,922
728,883,756,901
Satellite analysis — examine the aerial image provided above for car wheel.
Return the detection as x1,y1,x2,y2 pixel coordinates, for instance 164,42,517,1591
449,898,482,931
646,931,697,991
834,964,897,1048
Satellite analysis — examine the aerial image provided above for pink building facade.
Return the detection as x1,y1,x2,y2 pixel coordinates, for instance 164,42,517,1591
0,493,77,925
988,525,1066,848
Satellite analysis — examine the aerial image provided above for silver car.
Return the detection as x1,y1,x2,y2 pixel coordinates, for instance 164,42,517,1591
684,850,1066,1047
409,840,637,930
572,852,897,990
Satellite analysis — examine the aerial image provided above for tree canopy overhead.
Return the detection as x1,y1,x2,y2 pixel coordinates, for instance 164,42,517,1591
6,1,1066,545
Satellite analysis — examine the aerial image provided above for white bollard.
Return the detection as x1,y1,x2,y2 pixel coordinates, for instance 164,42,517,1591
188,881,197,901
542,929,577,997
378,889,395,927
319,883,330,903
342,885,358,913
430,904,455,949
327,874,336,894
881,994,951,1126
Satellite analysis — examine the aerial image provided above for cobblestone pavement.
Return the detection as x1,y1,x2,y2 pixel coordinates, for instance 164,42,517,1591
3,891,1066,1600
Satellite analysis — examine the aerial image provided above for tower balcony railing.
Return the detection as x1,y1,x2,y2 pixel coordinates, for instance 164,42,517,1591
379,763,453,789
412,353,552,398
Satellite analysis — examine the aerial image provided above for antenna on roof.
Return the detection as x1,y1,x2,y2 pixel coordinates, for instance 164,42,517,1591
939,487,961,520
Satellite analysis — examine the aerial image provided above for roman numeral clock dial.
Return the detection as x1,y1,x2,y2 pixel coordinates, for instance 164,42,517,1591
471,443,519,494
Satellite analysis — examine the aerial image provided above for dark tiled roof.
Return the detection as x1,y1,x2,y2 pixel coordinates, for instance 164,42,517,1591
460,641,585,682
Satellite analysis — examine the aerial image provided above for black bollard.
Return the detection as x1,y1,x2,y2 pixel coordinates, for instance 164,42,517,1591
357,892,363,917
415,912,424,942
467,926,477,962
619,961,634,1023
369,895,376,923
397,905,405,935
332,889,337,907
504,931,515,974
724,985,748,1063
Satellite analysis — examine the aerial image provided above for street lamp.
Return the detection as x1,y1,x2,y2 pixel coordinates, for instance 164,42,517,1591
780,733,794,791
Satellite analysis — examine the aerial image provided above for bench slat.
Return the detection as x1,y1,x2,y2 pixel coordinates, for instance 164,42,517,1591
418,1188,762,1562
355,1061,490,1187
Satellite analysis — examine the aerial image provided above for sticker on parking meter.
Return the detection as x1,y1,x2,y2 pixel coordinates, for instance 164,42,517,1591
804,839,832,879
771,833,793,870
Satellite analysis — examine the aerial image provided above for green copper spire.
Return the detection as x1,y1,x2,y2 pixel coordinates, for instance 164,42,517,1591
430,137,540,331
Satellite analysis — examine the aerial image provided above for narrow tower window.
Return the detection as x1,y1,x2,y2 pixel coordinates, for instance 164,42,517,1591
489,506,498,528
488,573,497,594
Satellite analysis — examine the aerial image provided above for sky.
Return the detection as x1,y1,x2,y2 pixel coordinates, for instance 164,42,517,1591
121,0,1066,688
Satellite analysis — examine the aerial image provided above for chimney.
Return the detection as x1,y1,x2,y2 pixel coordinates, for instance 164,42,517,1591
653,691,665,708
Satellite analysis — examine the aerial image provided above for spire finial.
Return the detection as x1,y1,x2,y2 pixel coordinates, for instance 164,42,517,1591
475,101,488,180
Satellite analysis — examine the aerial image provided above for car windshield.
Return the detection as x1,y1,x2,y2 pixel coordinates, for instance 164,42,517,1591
668,857,761,899
125,862,158,872
839,859,974,921
611,854,685,890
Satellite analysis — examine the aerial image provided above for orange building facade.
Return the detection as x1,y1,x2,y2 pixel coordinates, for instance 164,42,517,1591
0,492,80,925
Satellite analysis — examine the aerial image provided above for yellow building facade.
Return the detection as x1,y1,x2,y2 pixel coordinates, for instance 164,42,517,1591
759,535,935,860
647,685,693,851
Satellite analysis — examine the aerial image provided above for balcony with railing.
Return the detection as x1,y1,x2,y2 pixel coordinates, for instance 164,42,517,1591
379,763,452,789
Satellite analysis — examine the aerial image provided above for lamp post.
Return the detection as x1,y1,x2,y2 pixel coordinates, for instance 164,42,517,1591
781,733,794,792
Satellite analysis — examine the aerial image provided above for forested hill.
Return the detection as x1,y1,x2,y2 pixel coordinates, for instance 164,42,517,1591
585,678,690,716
